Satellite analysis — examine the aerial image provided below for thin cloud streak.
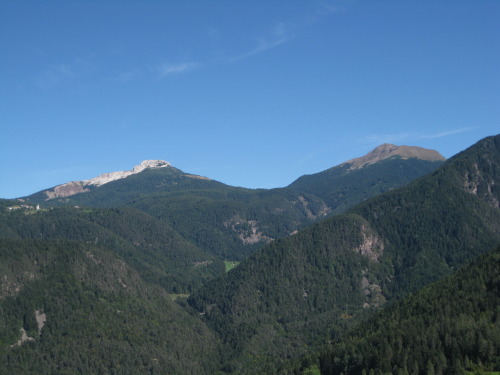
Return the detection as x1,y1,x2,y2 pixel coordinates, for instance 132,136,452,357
157,62,201,78
419,127,478,139
151,7,335,77
230,38,288,62
364,127,479,145
313,2,341,17
116,70,142,82
229,22,290,62
37,64,74,90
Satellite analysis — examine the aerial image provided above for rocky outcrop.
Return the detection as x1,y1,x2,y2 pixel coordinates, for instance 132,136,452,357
223,216,273,245
44,160,171,200
343,144,445,170
86,160,171,186
45,181,89,199
353,224,384,262
361,269,386,308
297,195,331,220
35,309,46,335
464,162,499,209
10,309,47,347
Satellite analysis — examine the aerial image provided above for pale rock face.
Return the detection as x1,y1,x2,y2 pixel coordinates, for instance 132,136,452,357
86,160,170,186
44,160,171,199
223,216,273,245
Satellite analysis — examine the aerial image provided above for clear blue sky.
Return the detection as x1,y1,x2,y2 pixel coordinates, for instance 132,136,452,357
1,0,498,199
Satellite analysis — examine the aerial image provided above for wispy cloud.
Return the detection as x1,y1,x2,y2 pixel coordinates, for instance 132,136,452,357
37,64,74,90
37,56,97,90
157,62,201,78
116,70,142,82
155,4,338,75
228,2,340,63
315,2,341,17
302,1,342,25
364,127,478,145
231,38,288,61
229,22,290,62
419,127,478,139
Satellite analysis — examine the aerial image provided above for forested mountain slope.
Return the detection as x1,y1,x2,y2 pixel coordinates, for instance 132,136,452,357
350,134,500,296
0,206,222,293
187,135,500,373
288,155,444,215
0,137,497,374
129,186,330,260
24,165,330,260
294,245,500,375
0,238,221,375
20,144,444,261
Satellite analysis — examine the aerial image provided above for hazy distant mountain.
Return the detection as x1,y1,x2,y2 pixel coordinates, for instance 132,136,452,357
287,144,445,213
188,135,500,373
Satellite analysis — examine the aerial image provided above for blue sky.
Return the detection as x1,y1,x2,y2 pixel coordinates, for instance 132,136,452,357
1,0,498,199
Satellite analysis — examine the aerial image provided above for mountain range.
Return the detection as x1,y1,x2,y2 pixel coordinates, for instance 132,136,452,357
21,143,445,260
1,137,499,374
187,136,500,373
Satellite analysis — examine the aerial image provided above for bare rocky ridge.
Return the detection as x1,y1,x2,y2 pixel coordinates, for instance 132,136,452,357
343,144,445,170
43,160,171,200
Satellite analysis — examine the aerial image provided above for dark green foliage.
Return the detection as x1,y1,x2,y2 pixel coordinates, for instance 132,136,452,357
131,187,330,260
188,214,386,372
25,166,331,260
3,136,498,374
0,206,223,293
0,199,21,210
24,165,196,207
351,135,500,296
188,135,500,373
23,152,440,262
0,238,221,374
288,157,443,215
314,246,500,375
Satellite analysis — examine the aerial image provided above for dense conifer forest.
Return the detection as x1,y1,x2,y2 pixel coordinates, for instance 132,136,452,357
287,246,500,375
23,154,443,261
187,135,500,373
0,136,498,374
0,238,221,375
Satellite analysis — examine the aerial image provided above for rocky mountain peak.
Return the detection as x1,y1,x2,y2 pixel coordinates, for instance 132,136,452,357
43,160,171,200
87,160,171,186
82,160,170,186
343,144,445,170
133,160,171,172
